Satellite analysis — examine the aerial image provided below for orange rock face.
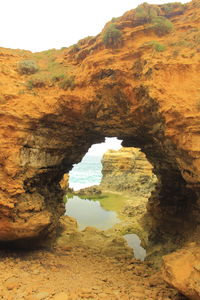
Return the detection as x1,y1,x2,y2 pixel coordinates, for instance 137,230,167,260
162,245,200,300
0,0,200,243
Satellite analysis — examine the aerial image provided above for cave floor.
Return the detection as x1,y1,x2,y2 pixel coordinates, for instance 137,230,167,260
0,246,186,300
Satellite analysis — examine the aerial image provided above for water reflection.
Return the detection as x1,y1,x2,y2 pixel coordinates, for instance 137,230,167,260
123,234,146,261
65,196,120,231
65,196,146,261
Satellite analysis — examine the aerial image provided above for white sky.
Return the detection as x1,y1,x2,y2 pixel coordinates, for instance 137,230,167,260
1,0,189,52
88,138,122,156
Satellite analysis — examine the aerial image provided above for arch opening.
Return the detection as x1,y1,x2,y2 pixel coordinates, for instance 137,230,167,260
62,137,153,261
64,137,123,231
56,134,197,261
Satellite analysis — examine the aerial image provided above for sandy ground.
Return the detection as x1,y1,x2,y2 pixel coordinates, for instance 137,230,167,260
0,246,187,300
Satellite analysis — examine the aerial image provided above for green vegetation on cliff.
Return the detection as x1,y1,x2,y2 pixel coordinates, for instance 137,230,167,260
135,3,159,24
18,60,39,75
152,16,173,36
149,41,167,52
59,75,75,90
18,49,76,90
102,23,122,47
134,2,175,35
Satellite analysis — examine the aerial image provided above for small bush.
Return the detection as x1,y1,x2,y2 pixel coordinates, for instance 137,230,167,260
152,16,173,36
26,75,49,89
68,43,81,55
155,43,166,52
162,2,186,17
71,44,80,53
59,76,75,90
102,24,122,47
135,3,158,25
149,41,167,52
162,3,174,14
51,73,65,82
111,17,118,23
18,60,39,75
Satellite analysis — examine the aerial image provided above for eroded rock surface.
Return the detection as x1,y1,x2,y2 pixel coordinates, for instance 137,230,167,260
162,245,200,300
0,245,183,300
0,0,200,242
100,147,157,196
56,216,133,258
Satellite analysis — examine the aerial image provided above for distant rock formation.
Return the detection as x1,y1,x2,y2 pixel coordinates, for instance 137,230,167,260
100,147,157,197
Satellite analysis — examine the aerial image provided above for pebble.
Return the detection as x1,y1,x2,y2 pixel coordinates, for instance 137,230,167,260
4,277,20,290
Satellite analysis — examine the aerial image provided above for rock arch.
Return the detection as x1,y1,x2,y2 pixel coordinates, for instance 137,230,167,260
0,80,198,243
0,1,200,242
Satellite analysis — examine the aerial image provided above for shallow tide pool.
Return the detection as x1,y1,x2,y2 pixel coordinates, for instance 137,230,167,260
123,234,146,261
65,196,120,231
65,195,146,260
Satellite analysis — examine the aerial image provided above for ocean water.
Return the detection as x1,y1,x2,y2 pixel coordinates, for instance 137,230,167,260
69,137,122,191
69,155,103,191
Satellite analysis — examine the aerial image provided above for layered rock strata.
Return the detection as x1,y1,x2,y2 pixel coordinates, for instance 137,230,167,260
100,147,157,196
0,0,200,244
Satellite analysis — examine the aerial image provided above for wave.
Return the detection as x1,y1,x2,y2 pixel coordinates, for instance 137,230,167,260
69,156,103,191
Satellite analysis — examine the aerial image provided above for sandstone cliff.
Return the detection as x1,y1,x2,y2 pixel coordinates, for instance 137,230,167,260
0,0,200,252
100,147,157,196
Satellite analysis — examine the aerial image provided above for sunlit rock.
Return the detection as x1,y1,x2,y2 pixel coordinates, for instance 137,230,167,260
0,0,200,244
100,147,157,196
162,245,200,300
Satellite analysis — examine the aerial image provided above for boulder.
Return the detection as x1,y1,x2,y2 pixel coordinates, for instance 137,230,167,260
162,245,200,300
